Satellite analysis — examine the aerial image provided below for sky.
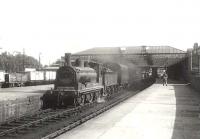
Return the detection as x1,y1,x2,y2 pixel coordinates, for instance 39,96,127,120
0,0,199,65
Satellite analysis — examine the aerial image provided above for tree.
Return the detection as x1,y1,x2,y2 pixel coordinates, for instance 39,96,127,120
0,52,41,72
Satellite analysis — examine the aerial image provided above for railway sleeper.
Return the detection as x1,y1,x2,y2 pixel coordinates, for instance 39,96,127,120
5,132,18,137
21,126,35,130
12,120,26,124
27,117,40,120
33,124,44,128
16,130,28,134
30,123,41,127
0,126,12,130
62,113,70,117
46,119,58,122
52,117,63,120
5,123,22,127
56,115,68,119
20,119,36,122
40,121,50,125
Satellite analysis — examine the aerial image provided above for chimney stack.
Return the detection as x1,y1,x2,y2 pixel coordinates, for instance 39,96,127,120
65,53,72,66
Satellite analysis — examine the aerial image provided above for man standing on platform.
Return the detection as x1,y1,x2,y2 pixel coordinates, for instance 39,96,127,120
163,72,168,86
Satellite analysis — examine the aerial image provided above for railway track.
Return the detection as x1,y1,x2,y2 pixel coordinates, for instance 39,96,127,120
0,102,96,137
0,89,139,139
42,90,136,139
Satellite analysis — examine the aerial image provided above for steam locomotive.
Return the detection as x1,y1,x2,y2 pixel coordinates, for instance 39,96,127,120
42,53,154,108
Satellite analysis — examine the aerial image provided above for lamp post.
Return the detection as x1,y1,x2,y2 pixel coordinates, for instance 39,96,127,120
0,47,3,70
198,49,200,74
22,48,25,71
193,44,200,74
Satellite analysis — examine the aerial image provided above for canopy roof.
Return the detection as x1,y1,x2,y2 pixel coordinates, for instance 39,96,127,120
75,46,185,55
72,46,187,67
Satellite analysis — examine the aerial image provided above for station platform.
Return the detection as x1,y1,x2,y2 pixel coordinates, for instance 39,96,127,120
56,80,200,139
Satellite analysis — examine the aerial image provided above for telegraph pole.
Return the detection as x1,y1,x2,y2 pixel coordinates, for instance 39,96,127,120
23,48,25,71
198,48,200,74
0,48,3,70
39,52,42,70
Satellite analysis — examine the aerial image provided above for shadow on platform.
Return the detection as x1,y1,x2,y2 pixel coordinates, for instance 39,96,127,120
172,84,200,139
156,78,200,139
155,78,200,138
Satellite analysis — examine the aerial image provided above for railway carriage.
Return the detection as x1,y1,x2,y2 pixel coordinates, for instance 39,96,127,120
3,72,29,87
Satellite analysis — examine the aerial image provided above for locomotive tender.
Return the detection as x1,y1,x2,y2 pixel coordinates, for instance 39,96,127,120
43,53,153,108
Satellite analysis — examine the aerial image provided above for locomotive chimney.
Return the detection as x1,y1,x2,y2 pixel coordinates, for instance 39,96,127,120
65,53,72,66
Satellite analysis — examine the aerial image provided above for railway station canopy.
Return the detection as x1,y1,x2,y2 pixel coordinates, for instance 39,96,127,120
72,46,187,67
